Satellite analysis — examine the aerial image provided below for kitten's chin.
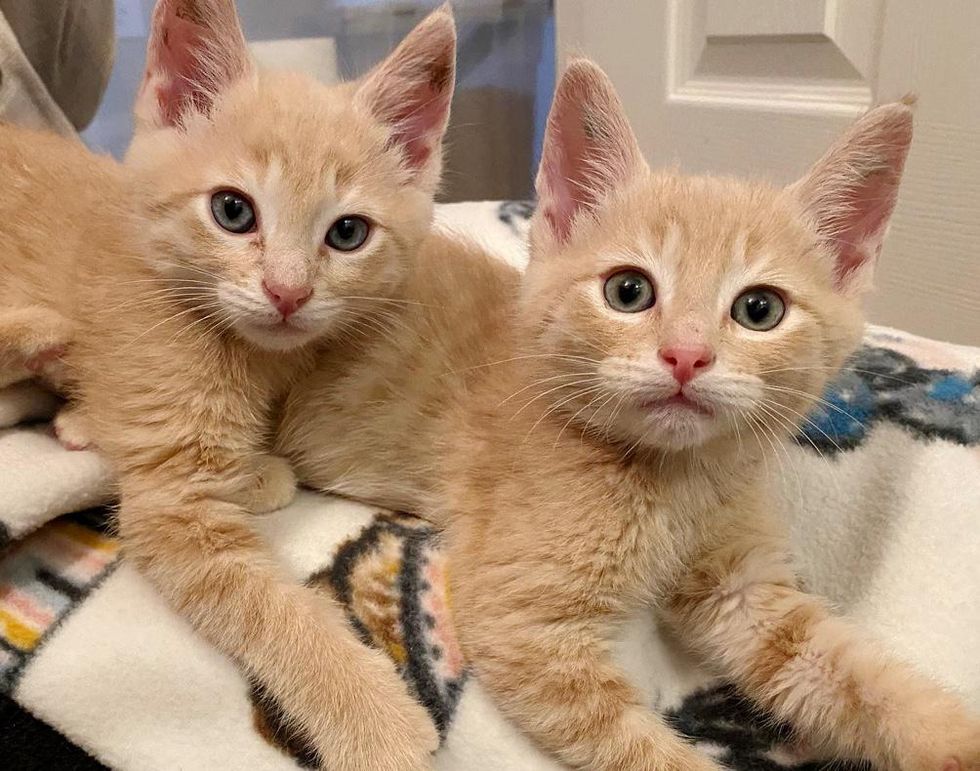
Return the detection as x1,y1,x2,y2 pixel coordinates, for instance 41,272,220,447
618,405,723,452
233,320,319,352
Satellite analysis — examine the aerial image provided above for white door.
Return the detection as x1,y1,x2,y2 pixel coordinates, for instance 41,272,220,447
556,0,979,345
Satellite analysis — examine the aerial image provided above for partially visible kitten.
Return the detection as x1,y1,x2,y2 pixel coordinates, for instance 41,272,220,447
0,1,457,767
442,63,980,770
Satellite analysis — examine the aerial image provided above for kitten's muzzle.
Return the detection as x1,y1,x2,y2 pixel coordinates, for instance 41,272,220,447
659,344,715,385
262,280,313,319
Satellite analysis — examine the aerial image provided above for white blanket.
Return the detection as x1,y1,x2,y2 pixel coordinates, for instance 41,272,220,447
1,201,977,770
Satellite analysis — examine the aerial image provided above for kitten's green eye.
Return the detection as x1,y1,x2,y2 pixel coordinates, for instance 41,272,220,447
603,270,655,313
731,288,786,331
326,216,370,252
210,190,256,234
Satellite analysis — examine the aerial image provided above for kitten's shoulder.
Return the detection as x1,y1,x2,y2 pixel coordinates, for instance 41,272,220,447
0,122,123,207
0,122,117,170
414,226,520,293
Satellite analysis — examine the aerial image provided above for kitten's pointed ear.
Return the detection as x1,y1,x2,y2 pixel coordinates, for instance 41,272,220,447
535,60,647,245
134,0,253,132
790,100,914,294
355,4,457,192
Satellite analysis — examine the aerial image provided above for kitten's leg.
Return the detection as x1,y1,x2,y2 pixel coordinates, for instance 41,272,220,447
453,586,721,769
230,454,297,513
119,483,438,771
0,307,73,388
667,521,980,771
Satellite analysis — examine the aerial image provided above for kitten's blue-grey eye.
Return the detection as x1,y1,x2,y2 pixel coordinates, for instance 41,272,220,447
210,190,256,234
603,270,655,313
326,216,370,252
732,288,786,331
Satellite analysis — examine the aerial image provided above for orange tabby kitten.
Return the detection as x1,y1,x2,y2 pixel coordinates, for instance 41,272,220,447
442,63,980,771
0,1,456,767
280,62,980,770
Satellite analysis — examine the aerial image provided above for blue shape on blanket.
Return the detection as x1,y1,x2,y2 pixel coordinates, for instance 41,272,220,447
798,345,980,454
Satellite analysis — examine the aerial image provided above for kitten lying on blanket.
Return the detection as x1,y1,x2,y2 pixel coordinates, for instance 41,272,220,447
445,65,980,771
0,0,456,767
280,63,980,770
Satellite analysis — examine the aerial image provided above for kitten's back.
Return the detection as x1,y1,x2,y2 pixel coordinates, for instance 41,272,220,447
0,124,122,314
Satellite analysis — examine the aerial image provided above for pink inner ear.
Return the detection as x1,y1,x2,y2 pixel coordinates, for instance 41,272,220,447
136,2,218,128
388,87,450,171
831,169,899,288
539,101,598,243
156,14,209,125
540,147,578,243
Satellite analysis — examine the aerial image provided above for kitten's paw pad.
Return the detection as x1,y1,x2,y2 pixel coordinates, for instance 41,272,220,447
248,455,297,514
24,344,65,371
23,341,72,390
54,409,94,452
913,717,980,771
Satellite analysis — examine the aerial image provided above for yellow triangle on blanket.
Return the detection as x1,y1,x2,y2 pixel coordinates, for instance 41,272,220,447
0,609,41,650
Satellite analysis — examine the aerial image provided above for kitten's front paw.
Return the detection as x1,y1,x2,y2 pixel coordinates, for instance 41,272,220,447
25,344,72,390
345,693,438,771
54,406,95,451
246,455,298,514
902,710,980,771
24,343,66,374
313,654,438,771
613,709,725,771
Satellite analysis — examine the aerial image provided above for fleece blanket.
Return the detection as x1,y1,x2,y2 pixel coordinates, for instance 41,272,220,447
1,201,978,771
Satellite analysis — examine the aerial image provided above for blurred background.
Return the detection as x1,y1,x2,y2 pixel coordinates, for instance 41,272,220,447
83,0,556,203
4,0,975,344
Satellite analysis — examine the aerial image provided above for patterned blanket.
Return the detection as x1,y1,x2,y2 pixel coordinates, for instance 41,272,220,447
1,202,978,770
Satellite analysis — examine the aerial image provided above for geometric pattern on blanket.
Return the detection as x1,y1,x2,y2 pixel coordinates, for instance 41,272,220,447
802,345,980,454
0,509,118,692
248,513,867,770
251,513,464,768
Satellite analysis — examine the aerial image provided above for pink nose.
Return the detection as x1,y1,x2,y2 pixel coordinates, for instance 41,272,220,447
262,280,312,319
659,344,715,385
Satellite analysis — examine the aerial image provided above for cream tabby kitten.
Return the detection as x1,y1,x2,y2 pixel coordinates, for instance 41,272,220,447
443,64,980,771
281,62,980,770
0,1,456,767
